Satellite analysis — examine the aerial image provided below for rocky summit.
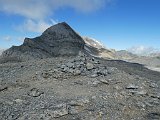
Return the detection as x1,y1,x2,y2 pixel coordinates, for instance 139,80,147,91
1,22,85,62
0,22,160,120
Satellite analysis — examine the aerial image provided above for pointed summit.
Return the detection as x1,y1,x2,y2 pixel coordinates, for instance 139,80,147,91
41,22,83,43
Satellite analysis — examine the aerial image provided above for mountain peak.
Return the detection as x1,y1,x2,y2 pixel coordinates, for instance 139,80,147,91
0,22,115,63
43,22,72,34
1,22,85,61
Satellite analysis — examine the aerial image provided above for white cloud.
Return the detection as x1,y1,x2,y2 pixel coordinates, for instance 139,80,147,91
0,0,109,33
16,19,56,33
2,36,12,41
0,0,108,20
0,0,111,44
127,46,160,56
0,0,51,20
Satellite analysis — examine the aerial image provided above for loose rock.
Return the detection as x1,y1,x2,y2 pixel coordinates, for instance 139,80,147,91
28,88,44,97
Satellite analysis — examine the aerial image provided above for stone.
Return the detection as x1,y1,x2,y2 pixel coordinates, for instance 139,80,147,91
146,112,160,120
69,97,90,106
68,98,90,115
73,80,83,85
92,80,101,87
68,105,82,115
150,82,158,88
99,79,109,84
86,63,94,70
62,67,69,72
136,90,147,95
107,67,117,74
61,64,66,69
90,74,98,78
66,62,74,68
150,92,160,99
97,69,108,76
0,85,8,92
14,99,23,103
68,69,74,74
28,88,44,97
41,72,50,78
94,60,100,64
78,51,85,57
74,70,81,76
48,103,68,118
79,61,85,65
136,101,146,108
126,84,138,89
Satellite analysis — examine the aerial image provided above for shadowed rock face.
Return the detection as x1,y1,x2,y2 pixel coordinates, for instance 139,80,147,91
1,22,85,61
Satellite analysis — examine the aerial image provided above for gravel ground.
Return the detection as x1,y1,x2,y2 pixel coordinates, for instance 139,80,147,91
0,54,160,120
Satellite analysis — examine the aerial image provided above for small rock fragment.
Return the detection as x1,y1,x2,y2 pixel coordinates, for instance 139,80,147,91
126,84,138,89
146,112,160,120
0,85,8,92
14,99,23,103
28,88,44,97
66,62,74,68
74,70,81,76
90,74,98,78
68,105,82,115
99,79,109,84
136,90,147,95
150,82,158,88
86,63,94,70
48,103,68,118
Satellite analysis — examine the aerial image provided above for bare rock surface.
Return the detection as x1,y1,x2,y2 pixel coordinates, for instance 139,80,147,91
0,53,160,120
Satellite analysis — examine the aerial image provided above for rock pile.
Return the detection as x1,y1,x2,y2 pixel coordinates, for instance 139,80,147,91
36,52,118,81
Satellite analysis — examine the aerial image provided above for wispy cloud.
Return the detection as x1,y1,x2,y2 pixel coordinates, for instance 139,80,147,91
0,0,110,33
127,46,160,56
16,19,57,33
0,0,108,20
2,36,12,41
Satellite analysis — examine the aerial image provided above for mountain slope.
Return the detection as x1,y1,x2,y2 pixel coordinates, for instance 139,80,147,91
116,50,160,72
1,22,85,61
1,23,116,63
83,37,115,59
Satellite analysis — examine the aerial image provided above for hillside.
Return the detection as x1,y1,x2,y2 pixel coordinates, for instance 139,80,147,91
0,23,160,120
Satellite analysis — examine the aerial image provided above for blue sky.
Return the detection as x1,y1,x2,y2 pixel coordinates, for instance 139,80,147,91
0,0,160,54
